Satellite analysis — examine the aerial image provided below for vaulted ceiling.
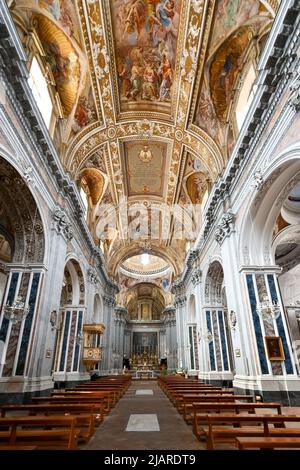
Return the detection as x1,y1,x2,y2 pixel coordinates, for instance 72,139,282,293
10,0,278,282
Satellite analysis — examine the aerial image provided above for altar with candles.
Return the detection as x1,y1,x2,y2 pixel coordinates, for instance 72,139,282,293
130,332,159,370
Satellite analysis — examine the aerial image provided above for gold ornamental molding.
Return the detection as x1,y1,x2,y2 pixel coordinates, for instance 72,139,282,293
83,323,105,334
65,121,223,201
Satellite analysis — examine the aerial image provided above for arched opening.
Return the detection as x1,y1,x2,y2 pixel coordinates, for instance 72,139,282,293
54,259,86,378
272,182,300,370
0,157,45,378
93,294,103,324
122,282,166,370
204,261,233,381
240,157,300,379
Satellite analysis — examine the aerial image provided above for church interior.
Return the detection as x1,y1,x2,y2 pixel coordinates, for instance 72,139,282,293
1,0,300,452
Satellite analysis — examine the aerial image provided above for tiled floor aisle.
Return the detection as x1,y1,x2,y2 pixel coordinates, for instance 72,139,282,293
82,380,201,450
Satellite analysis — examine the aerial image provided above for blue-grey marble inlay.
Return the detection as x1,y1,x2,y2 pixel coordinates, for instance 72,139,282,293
267,274,294,374
246,274,269,374
189,326,195,369
218,310,229,371
206,310,216,371
73,311,83,372
16,273,41,376
0,272,19,343
59,311,71,372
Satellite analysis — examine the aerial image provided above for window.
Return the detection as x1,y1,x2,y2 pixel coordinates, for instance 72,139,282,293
28,57,53,128
80,187,88,215
236,64,257,131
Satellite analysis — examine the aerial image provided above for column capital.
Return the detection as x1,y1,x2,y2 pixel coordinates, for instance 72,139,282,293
214,210,235,245
52,206,74,241
174,295,187,308
114,306,128,324
87,267,99,285
191,268,202,286
103,295,116,307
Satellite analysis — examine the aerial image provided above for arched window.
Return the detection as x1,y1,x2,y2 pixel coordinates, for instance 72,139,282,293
236,63,257,131
28,57,53,128
80,187,88,216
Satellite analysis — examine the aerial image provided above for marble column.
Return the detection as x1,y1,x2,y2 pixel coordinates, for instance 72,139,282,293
0,267,43,382
174,295,187,369
244,267,300,378
192,268,204,378
113,307,128,371
162,306,177,370
100,295,116,374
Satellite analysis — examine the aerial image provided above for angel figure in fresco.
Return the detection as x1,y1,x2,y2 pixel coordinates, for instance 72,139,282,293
158,55,172,101
39,0,60,20
193,174,208,204
122,0,147,42
73,95,96,132
43,41,70,85
221,52,242,103
196,89,218,138
118,57,132,98
150,0,178,64
59,1,74,37
129,63,143,100
142,63,158,100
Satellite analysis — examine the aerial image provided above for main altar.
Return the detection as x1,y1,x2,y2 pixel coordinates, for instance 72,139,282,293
131,351,159,369
130,351,159,379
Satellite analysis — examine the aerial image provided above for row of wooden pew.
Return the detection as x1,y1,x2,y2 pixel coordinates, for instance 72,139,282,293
0,374,131,450
158,375,300,450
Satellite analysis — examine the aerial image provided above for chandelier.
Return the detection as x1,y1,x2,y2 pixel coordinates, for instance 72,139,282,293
4,296,29,324
256,296,281,320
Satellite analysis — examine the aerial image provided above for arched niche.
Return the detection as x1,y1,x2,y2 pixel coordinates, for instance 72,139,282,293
0,156,45,265
205,261,225,307
60,259,85,307
55,259,86,377
188,294,196,323
93,293,103,324
239,156,300,266
204,260,233,375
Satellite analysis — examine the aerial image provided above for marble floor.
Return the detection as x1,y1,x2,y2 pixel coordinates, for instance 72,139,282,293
81,380,201,450
81,381,300,451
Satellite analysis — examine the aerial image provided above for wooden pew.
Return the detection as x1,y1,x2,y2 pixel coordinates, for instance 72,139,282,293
180,395,255,423
0,402,102,428
52,390,118,407
0,445,38,450
236,436,300,450
0,415,80,449
0,403,99,440
204,414,300,449
192,402,282,440
33,392,112,413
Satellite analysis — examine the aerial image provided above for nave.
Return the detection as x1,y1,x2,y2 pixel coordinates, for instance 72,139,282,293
82,379,199,451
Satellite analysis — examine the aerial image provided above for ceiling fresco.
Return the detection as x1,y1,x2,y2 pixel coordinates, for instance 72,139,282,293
9,0,279,287
193,0,273,146
109,0,182,115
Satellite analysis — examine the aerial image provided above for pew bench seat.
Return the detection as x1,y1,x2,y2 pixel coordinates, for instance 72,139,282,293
236,436,300,450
